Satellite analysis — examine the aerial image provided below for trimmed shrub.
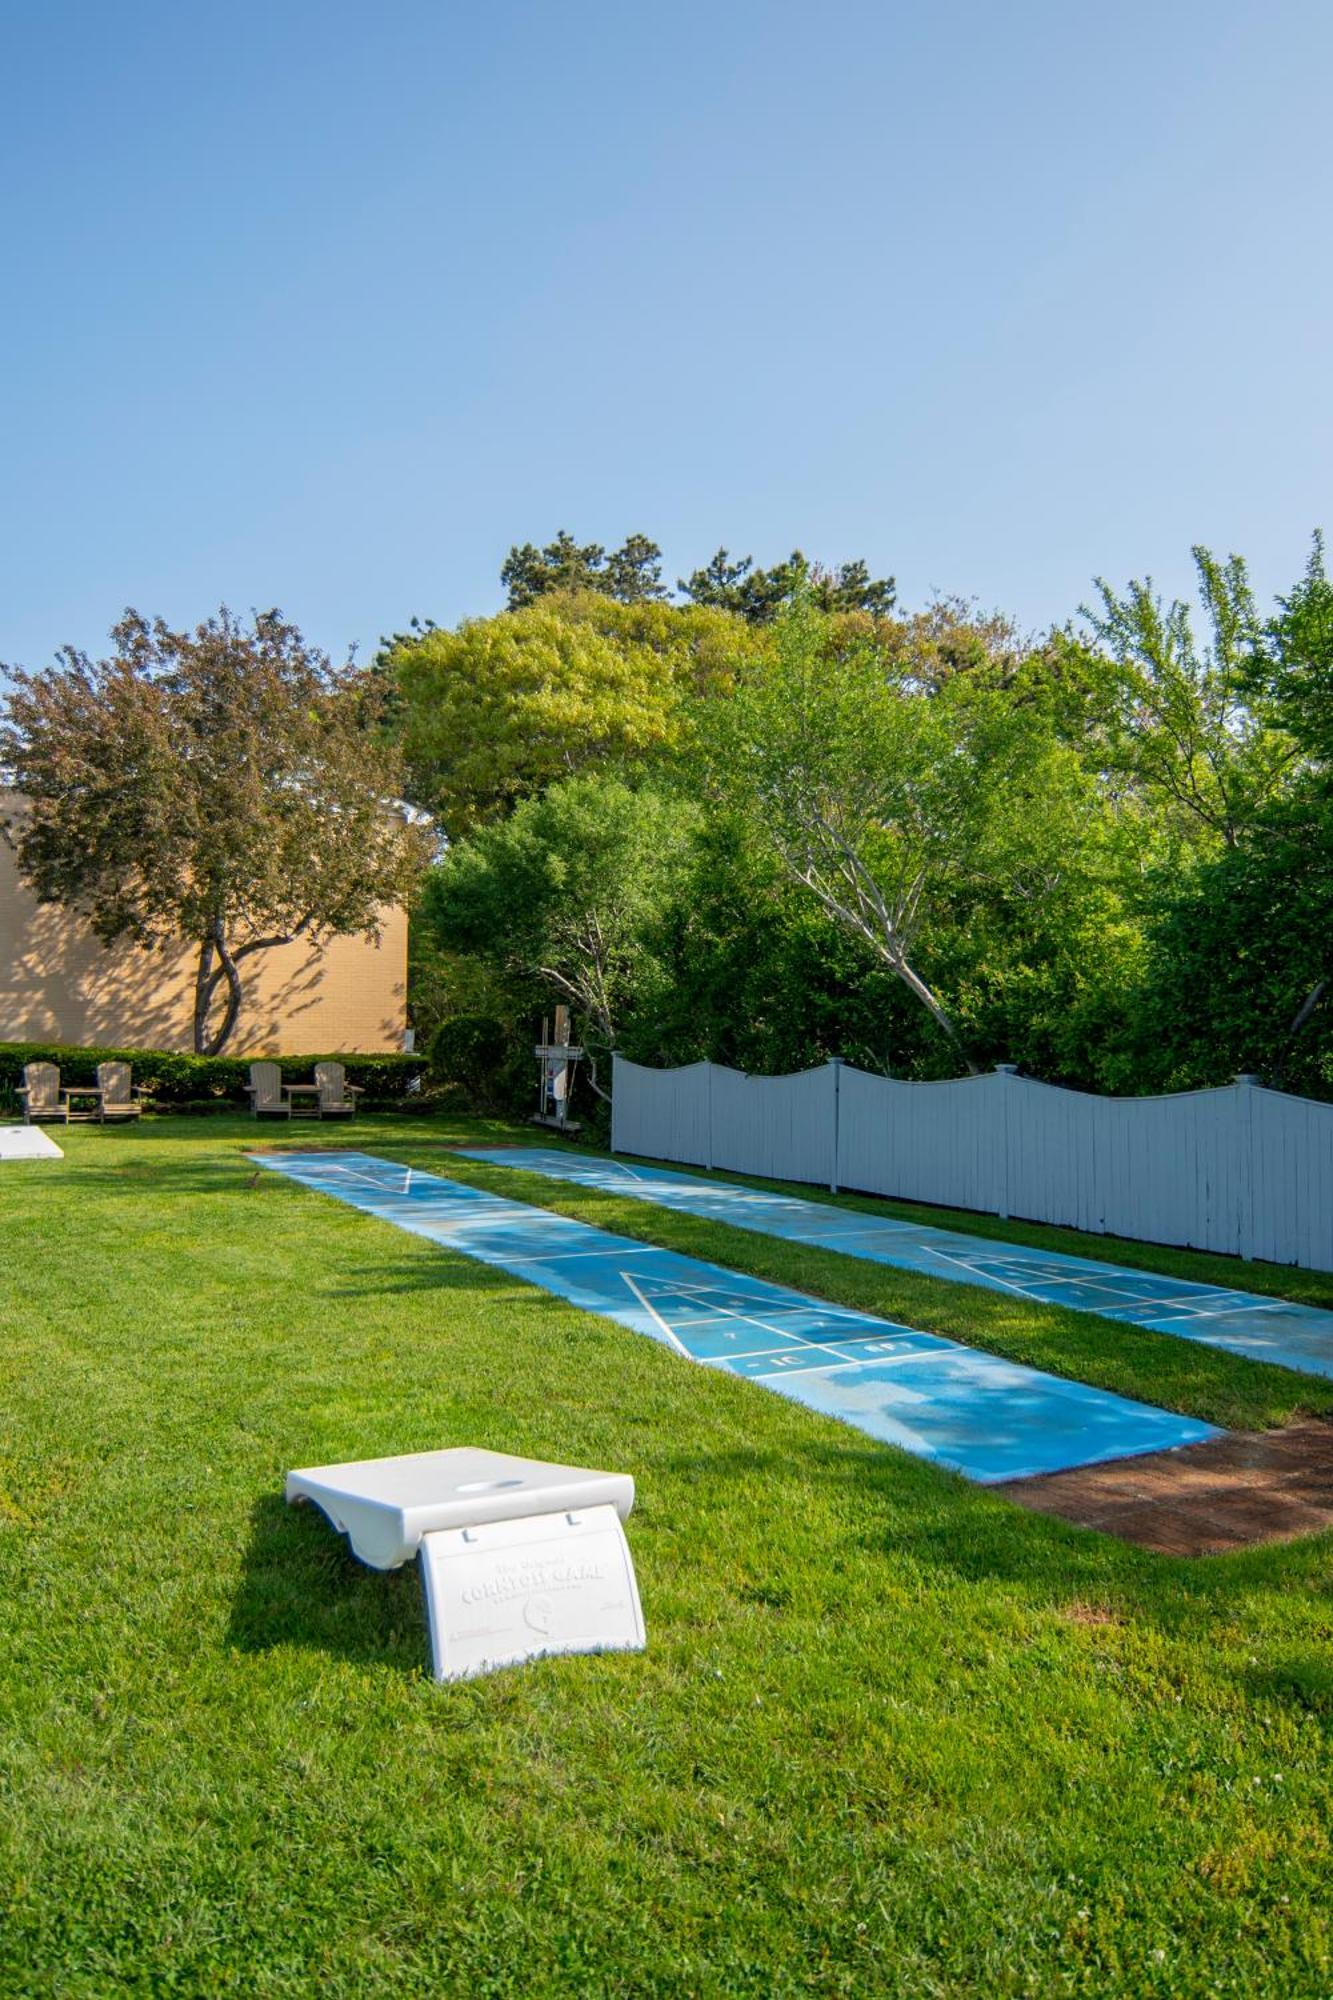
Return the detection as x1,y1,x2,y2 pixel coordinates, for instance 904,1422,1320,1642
428,1013,533,1114
0,1043,426,1114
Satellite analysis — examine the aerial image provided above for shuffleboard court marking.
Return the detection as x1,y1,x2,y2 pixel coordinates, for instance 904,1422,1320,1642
502,1244,660,1264
309,1159,418,1197
628,1273,858,1345
254,1150,1217,1485
460,1148,1333,1383
619,1272,693,1357
929,1248,1038,1301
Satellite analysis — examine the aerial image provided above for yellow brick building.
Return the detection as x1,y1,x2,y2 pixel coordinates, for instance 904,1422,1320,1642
0,818,407,1055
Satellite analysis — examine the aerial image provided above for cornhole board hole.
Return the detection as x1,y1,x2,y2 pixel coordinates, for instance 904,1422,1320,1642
0,1126,63,1160
285,1446,645,1682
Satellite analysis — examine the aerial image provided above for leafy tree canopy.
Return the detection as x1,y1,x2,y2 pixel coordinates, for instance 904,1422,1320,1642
623,803,1144,1090
420,774,697,1096
1255,532,1333,767
1064,547,1298,854
0,608,424,1054
680,547,896,623
498,530,895,622
409,530,1333,1104
500,531,667,608
392,592,767,835
702,593,1111,1068
1132,801,1333,1096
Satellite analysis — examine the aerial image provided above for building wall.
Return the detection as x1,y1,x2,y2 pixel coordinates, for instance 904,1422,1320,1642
0,833,407,1054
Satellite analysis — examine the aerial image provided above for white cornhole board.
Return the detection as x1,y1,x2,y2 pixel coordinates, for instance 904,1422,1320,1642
0,1125,63,1161
285,1446,645,1681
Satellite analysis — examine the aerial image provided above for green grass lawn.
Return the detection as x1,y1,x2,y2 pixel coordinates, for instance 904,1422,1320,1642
3,1114,1332,1998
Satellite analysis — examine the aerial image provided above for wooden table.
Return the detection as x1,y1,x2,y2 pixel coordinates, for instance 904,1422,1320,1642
283,1083,325,1120
61,1086,104,1123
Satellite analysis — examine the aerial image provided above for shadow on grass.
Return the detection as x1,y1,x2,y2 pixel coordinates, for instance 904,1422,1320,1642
663,1435,1333,1630
227,1492,430,1675
112,1111,514,1146
51,1146,456,1200
221,1436,1333,1686
33,1157,261,1200
319,1255,543,1303
1241,1652,1333,1723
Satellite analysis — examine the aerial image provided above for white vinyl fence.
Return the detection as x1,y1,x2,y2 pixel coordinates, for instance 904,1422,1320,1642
610,1056,1333,1271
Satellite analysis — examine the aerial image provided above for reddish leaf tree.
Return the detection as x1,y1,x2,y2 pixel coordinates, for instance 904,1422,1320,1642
1,608,425,1053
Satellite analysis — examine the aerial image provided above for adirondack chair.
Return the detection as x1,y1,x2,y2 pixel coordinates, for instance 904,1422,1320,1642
247,1061,291,1119
96,1061,143,1122
17,1062,68,1124
314,1061,362,1120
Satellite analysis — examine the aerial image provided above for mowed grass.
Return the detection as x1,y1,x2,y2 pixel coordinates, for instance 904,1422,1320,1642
0,1116,1330,1998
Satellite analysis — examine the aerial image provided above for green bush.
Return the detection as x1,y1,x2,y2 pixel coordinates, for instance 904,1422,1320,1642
428,1013,534,1114
0,1043,426,1114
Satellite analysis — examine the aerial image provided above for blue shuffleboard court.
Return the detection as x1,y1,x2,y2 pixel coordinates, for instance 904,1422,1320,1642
459,1147,1333,1383
255,1151,1216,1485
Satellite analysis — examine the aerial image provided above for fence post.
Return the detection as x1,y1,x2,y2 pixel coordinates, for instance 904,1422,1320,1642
993,1064,1017,1220
829,1058,842,1193
1235,1073,1258,1262
704,1061,713,1172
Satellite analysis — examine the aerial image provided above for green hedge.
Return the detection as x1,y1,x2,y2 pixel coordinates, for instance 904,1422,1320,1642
0,1043,426,1113
427,1013,535,1114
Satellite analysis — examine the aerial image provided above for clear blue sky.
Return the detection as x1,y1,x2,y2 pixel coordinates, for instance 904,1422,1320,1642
2,0,1329,672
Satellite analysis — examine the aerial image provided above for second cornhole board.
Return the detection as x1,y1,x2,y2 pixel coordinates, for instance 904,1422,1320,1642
286,1446,645,1681
0,1125,63,1160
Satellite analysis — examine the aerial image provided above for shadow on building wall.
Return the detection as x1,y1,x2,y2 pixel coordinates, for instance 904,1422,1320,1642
0,836,407,1053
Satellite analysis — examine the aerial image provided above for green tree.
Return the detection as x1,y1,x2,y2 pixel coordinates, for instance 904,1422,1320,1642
499,530,894,620
1255,532,1333,764
392,593,764,834
500,530,667,608
630,811,921,1076
500,530,606,605
0,608,424,1054
1076,547,1297,851
1048,535,1333,1097
704,595,1104,1069
1131,810,1333,1095
601,533,669,604
679,548,753,612
421,776,696,1097
680,548,896,622
1119,536,1333,1096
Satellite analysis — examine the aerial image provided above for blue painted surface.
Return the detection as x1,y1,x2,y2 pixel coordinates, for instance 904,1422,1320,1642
462,1147,1333,1383
255,1151,1217,1485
